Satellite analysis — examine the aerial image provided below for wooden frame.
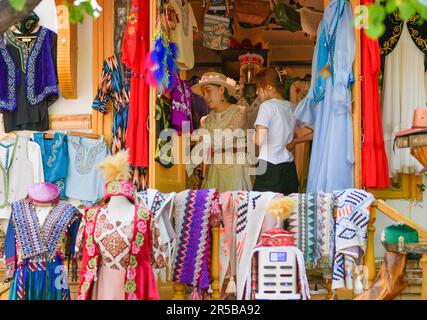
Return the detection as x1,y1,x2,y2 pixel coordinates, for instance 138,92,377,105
91,0,114,147
369,173,423,201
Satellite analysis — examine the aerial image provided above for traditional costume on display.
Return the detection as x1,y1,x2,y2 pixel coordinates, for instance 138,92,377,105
33,132,68,198
122,0,151,169
4,182,81,300
77,151,165,300
294,0,355,193
0,135,44,219
65,136,109,203
0,22,58,132
380,11,427,176
92,54,131,155
360,0,390,189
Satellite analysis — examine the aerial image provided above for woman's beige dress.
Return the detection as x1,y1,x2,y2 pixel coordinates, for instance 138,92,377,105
201,104,252,192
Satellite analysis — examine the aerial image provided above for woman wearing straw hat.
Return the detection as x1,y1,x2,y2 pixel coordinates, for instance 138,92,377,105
191,72,252,192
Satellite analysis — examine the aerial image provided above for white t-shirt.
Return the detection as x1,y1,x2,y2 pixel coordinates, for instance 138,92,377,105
170,0,198,70
254,98,296,164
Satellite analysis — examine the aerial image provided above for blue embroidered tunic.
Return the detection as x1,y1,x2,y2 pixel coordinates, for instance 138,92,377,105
294,0,355,193
33,133,69,198
4,199,81,300
65,136,109,203
0,26,58,132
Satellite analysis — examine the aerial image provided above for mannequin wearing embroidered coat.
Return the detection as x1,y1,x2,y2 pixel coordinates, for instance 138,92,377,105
77,151,165,300
4,197,81,300
77,180,165,300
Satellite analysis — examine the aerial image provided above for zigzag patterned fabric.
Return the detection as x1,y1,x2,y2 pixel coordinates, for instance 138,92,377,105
288,192,335,269
332,189,374,291
172,189,221,294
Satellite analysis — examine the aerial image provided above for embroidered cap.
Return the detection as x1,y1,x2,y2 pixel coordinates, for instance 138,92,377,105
104,180,135,203
28,182,60,204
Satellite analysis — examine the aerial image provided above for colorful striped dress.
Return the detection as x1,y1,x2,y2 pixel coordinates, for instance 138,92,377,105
4,199,81,300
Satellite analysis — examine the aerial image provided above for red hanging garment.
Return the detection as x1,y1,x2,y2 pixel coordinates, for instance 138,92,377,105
122,0,150,168
361,0,390,189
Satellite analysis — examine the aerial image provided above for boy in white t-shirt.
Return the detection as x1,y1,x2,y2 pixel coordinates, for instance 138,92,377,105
253,67,313,195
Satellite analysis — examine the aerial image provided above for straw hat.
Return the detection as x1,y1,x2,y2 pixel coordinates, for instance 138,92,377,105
395,108,427,137
191,72,237,97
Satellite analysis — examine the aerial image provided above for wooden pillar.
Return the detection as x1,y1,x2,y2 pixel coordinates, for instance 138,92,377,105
172,283,186,300
363,203,377,287
421,253,427,300
351,0,362,189
211,226,221,300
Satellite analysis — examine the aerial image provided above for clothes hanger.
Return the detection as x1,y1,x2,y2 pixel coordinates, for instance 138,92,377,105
67,131,101,139
43,132,55,139
0,132,17,141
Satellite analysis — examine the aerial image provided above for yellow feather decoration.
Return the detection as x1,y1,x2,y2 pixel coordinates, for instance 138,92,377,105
97,149,131,182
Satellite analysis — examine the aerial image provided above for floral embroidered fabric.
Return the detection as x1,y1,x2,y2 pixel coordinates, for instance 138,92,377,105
95,207,134,270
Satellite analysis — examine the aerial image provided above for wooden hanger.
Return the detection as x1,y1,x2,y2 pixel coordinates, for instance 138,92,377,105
43,132,55,139
67,131,101,139
0,132,17,141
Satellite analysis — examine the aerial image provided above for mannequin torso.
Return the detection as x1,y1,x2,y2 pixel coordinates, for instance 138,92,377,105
106,195,135,226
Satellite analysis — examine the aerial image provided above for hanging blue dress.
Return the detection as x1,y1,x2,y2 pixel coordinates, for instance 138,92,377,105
4,199,80,300
294,0,355,193
33,132,68,198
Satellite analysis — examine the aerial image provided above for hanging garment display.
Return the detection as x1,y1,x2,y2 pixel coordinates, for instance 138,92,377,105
381,22,426,176
65,136,109,203
294,0,355,193
122,0,150,168
332,189,374,292
287,192,335,272
169,0,198,70
361,0,390,189
220,191,282,300
33,132,68,198
172,189,222,299
77,180,164,300
0,25,58,132
0,136,44,219
171,74,193,135
136,189,176,282
92,54,131,155
4,196,81,300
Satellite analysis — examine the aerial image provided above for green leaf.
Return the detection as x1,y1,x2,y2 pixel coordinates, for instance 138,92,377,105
79,2,95,17
69,5,84,23
8,0,26,11
385,0,398,13
366,22,386,38
399,1,416,20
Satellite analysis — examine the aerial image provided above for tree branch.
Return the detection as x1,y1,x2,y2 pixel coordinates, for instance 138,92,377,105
0,0,43,34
